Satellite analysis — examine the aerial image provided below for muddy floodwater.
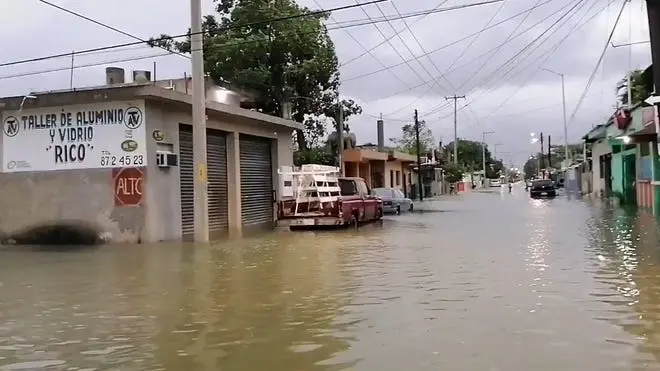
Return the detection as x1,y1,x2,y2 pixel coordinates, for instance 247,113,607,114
3,188,660,370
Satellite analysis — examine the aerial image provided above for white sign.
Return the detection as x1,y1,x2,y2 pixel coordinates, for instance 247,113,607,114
2,100,147,172
645,95,660,106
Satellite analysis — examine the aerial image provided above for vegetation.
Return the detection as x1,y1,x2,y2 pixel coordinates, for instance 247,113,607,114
443,139,503,178
442,162,465,183
616,67,653,106
148,0,362,150
390,120,435,155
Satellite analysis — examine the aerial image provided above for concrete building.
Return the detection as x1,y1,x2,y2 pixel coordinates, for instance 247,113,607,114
342,147,416,195
0,68,300,243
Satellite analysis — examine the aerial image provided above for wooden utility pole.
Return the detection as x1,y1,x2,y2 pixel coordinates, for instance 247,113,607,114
415,109,423,201
445,95,466,163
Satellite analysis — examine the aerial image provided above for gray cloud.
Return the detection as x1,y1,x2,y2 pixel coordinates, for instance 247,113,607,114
0,0,652,166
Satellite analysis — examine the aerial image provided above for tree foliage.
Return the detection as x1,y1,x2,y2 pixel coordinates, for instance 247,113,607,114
617,68,654,106
442,162,465,183
390,120,435,155
148,0,362,150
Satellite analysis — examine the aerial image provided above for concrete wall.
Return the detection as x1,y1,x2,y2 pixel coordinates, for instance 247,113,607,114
0,97,148,243
142,101,294,241
0,95,294,244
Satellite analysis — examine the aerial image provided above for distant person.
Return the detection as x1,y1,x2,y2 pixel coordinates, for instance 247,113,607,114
508,182,512,193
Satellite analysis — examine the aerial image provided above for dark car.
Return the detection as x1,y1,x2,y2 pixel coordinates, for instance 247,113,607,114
529,179,556,198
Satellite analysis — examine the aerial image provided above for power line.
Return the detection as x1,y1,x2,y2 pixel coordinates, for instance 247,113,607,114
37,0,190,60
567,0,628,125
0,0,386,68
1,0,498,71
386,0,579,120
343,0,554,83
0,2,498,82
420,0,607,120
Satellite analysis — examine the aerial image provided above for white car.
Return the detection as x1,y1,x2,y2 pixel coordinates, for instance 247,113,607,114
489,179,501,187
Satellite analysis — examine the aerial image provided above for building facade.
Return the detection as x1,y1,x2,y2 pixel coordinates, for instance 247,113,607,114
0,77,299,243
342,147,416,195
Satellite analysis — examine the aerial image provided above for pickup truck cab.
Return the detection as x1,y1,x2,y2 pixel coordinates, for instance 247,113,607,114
278,177,383,229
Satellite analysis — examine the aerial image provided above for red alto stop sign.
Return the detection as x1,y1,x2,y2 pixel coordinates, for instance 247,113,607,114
113,167,144,206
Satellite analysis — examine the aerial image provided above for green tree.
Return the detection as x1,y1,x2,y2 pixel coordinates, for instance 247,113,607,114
617,67,653,106
443,139,495,173
148,0,362,150
442,163,465,183
390,120,435,155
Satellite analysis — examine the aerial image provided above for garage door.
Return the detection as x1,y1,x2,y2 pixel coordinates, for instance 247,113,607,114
206,129,229,238
179,124,194,240
179,126,230,240
239,134,274,228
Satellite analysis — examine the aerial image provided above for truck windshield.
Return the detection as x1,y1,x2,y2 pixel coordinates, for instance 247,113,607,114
339,179,358,196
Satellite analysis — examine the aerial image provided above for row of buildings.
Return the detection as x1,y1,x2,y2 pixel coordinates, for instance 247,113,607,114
577,69,660,212
0,67,441,244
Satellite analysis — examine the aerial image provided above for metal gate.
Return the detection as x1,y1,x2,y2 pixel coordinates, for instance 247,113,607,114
179,124,194,240
206,129,229,237
239,134,274,228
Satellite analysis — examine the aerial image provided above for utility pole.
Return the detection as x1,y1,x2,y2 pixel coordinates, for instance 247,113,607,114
539,132,545,178
482,131,494,186
337,99,344,176
191,0,209,242
542,68,569,164
547,135,552,170
415,109,423,201
646,1,660,154
445,95,466,164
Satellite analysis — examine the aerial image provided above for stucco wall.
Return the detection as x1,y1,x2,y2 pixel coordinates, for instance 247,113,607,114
142,101,294,241
591,140,610,196
0,95,295,244
0,96,148,243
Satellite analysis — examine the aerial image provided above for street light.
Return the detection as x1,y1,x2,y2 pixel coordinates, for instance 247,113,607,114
482,131,494,186
541,68,569,163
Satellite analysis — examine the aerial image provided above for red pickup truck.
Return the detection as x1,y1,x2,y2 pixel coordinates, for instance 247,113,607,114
277,177,383,229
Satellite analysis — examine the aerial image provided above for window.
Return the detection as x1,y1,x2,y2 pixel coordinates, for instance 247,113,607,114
395,189,405,199
390,170,394,188
339,179,357,196
396,171,401,186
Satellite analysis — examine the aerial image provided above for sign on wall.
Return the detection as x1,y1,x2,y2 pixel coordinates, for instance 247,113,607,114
113,167,144,206
2,100,147,172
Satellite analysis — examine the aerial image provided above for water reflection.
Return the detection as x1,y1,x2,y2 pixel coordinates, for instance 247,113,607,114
7,195,660,369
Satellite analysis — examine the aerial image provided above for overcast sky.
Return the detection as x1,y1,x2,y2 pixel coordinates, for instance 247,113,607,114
0,0,651,166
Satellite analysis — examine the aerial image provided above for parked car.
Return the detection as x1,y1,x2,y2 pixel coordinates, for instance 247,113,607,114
372,188,413,214
529,179,557,198
489,179,501,187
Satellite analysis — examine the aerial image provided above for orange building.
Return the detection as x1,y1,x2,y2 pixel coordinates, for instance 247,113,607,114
342,147,416,196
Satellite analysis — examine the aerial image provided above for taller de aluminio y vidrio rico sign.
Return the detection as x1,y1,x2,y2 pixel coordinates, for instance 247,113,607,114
1,101,147,172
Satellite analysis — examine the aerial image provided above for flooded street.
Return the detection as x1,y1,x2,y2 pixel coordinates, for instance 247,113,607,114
3,188,660,370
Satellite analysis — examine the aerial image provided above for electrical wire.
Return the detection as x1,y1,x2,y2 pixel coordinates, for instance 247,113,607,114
0,0,387,68
398,0,584,119
343,0,554,83
340,0,451,66
421,0,608,120
0,1,500,82
37,0,190,60
567,0,628,125
1,0,498,70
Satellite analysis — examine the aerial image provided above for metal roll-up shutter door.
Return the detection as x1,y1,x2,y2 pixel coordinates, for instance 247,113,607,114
179,124,194,240
206,129,229,237
239,135,274,228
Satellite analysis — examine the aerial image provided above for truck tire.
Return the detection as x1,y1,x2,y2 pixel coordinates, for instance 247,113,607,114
395,205,401,215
